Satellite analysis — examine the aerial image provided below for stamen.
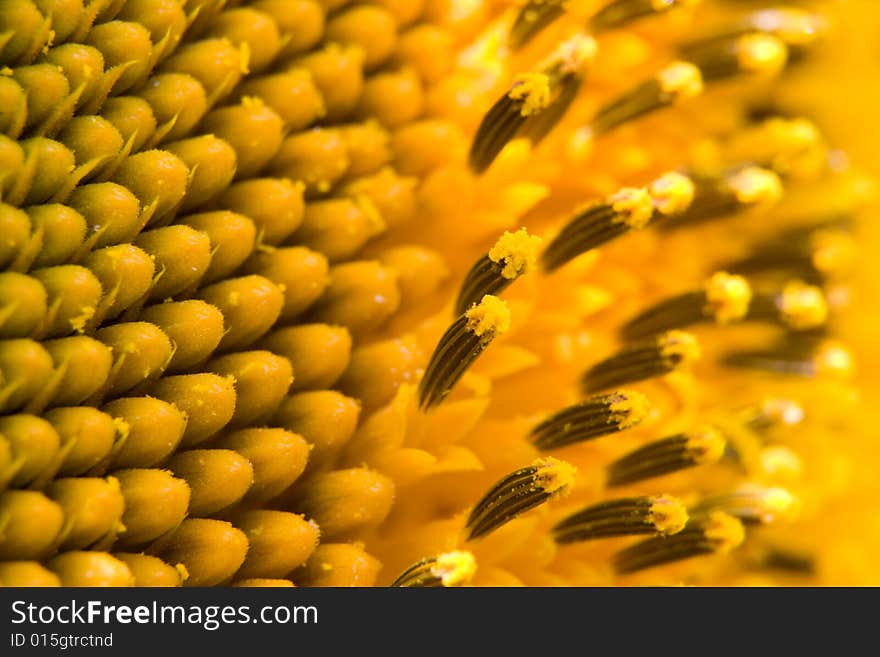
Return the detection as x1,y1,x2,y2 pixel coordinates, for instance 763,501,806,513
588,61,703,137
683,33,789,83
455,228,543,315
676,7,826,74
745,8,828,48
390,551,477,587
620,272,752,339
540,171,694,272
468,84,531,174
541,187,653,272
469,35,596,173
722,337,854,379
712,117,827,179
739,11,826,72
606,425,726,486
581,330,701,393
553,494,688,544
466,457,576,540
747,280,828,331
613,511,745,574
724,223,856,282
739,397,805,433
679,9,825,82
510,0,699,50
590,0,700,32
530,390,650,450
509,1,567,50
757,546,815,574
691,485,799,525
418,295,511,410
660,165,782,230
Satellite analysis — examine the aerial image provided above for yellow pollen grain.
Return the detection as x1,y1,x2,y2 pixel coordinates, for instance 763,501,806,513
728,167,783,205
657,61,703,99
532,457,577,498
488,228,543,279
609,391,651,429
650,172,695,216
112,417,130,442
69,306,95,334
465,295,511,337
649,495,689,535
704,272,752,324
704,512,746,552
736,34,788,74
609,187,654,229
546,33,597,75
430,550,477,587
660,330,701,365
685,426,726,464
779,280,828,330
508,73,551,117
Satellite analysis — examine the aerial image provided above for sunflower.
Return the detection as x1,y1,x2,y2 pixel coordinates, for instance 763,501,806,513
0,0,877,587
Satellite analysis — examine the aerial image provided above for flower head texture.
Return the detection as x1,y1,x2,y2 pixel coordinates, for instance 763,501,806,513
0,0,878,587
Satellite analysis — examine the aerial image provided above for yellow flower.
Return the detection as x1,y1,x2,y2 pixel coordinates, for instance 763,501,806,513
0,0,877,587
